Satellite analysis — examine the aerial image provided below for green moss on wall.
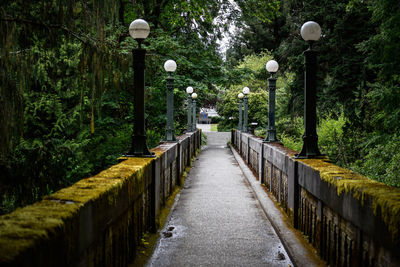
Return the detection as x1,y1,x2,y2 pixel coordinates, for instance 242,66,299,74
0,150,164,264
0,200,80,263
0,132,215,265
298,158,400,242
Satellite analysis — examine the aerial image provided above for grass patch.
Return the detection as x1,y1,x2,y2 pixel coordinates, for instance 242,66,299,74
210,124,218,132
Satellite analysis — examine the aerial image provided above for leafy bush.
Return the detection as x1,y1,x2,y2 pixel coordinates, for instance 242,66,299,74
351,134,400,187
254,128,266,138
276,117,303,151
279,133,303,152
276,117,304,140
217,122,233,132
201,132,207,146
211,116,222,124
276,114,348,160
317,113,347,164
217,52,276,130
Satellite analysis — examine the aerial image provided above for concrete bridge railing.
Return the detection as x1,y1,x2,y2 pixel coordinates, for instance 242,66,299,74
232,129,400,267
0,130,201,267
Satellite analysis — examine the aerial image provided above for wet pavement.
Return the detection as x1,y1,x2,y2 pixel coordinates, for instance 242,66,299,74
147,131,293,267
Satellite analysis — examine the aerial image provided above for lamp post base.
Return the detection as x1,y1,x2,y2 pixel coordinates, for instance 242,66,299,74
165,129,176,142
124,134,156,158
293,134,323,159
264,129,278,143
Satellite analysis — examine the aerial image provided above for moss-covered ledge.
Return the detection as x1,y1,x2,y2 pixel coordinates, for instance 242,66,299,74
232,129,400,266
0,130,201,267
298,158,400,243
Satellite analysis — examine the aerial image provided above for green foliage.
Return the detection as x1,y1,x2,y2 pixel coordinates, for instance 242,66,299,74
225,0,284,67
277,117,304,152
247,91,269,126
224,0,400,188
356,0,400,82
210,124,218,132
210,116,222,124
0,0,228,214
317,113,347,164
351,134,400,187
218,52,277,130
201,132,207,146
280,134,302,152
217,123,233,132
236,0,279,23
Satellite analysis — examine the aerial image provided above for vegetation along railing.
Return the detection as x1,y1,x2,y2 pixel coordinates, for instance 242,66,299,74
232,129,400,267
0,130,201,267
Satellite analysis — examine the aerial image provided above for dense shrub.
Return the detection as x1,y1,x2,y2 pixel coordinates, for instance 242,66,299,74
211,116,222,124
351,134,400,187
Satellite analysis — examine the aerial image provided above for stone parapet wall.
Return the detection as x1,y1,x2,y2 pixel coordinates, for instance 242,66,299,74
0,130,201,267
232,129,400,267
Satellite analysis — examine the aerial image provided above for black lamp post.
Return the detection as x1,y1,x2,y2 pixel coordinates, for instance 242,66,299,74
186,86,193,132
242,87,250,133
264,60,279,142
125,19,155,157
238,92,244,131
164,59,177,141
295,21,323,159
191,92,197,131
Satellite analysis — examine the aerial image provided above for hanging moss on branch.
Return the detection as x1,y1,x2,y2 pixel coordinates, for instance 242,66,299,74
0,0,131,214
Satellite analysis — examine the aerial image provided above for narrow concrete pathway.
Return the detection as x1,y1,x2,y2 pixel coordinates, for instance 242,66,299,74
147,132,293,266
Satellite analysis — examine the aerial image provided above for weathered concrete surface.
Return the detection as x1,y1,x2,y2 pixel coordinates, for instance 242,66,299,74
148,132,292,266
